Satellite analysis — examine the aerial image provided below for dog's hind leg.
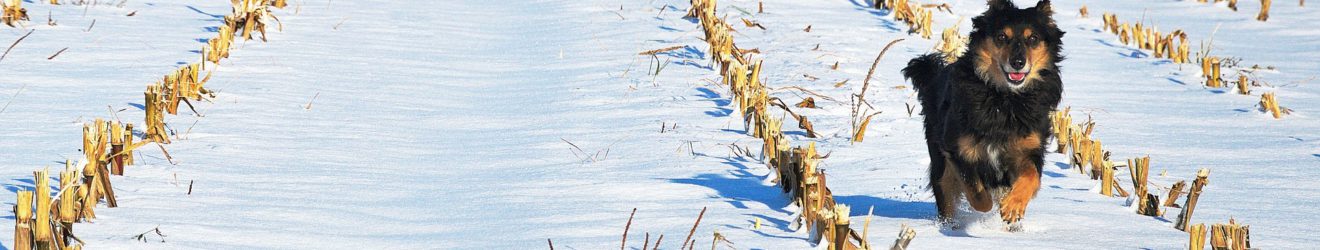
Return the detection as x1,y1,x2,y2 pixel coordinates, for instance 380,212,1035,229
932,152,963,223
964,181,995,213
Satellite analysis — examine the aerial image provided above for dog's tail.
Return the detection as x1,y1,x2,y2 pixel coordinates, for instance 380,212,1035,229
902,53,946,105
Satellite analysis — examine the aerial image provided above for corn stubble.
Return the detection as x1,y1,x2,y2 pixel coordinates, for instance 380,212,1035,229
1103,13,1191,64
1210,219,1251,250
2,0,28,27
228,0,280,42
13,167,95,249
875,0,933,39
14,1,290,249
935,25,966,63
1259,92,1286,119
690,0,879,248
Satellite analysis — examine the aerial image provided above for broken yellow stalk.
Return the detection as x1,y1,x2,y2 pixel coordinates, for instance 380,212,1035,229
1,0,29,27
1103,13,1119,34
145,85,170,144
227,0,278,41
1069,126,1089,173
1236,75,1250,95
1210,220,1251,250
15,190,33,250
1189,223,1207,250
82,119,118,208
1079,5,1089,18
936,23,966,63
916,7,933,39
1119,24,1131,45
1165,180,1187,207
1259,92,1284,119
108,122,137,175
1100,161,1115,197
33,169,52,244
1089,140,1106,178
1129,156,1159,216
832,204,852,250
1203,57,1222,88
1050,108,1073,153
1175,168,1210,231
205,25,236,64
57,168,78,224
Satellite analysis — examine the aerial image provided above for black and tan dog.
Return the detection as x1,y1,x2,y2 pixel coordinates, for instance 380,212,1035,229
902,0,1064,225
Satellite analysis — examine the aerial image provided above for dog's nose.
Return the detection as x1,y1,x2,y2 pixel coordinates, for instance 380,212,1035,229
1010,56,1026,70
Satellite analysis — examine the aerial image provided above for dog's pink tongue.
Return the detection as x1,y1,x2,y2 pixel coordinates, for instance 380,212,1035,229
1008,73,1027,81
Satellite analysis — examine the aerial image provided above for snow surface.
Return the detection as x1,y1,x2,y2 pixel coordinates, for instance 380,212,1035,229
1,0,1318,249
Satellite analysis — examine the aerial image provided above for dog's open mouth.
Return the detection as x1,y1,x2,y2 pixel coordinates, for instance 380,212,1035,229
1005,71,1027,85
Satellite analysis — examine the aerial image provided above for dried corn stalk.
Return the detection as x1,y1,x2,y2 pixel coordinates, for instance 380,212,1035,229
1102,13,1119,34
1164,180,1187,207
15,190,33,250
935,24,966,63
33,169,52,244
82,119,118,208
1175,168,1210,231
891,224,916,250
144,85,170,144
1119,24,1131,45
914,7,933,39
1210,220,1250,250
1088,140,1106,179
227,0,280,41
1129,156,1159,216
57,168,79,224
1100,160,1115,197
1202,57,1223,88
107,122,139,175
1190,223,1208,250
1235,75,1250,95
1050,107,1072,153
1,0,27,27
1174,33,1191,64
1259,92,1285,119
830,204,852,250
204,25,235,64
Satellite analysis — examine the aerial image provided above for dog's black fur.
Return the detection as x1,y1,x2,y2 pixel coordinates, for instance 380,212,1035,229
902,0,1064,224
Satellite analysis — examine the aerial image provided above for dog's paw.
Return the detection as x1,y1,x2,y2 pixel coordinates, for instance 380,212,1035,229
999,197,1029,223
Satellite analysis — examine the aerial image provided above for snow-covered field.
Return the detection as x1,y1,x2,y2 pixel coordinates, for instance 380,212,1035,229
2,0,1318,249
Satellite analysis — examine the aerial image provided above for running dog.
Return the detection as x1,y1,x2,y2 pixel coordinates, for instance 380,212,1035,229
902,0,1065,225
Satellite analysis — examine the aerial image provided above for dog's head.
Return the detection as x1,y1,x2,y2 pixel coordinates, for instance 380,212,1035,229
968,0,1064,91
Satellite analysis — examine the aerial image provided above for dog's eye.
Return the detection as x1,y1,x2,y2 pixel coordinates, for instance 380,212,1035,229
996,34,1008,42
1028,35,1039,43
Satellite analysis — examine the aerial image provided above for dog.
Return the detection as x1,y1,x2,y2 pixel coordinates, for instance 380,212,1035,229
902,0,1064,225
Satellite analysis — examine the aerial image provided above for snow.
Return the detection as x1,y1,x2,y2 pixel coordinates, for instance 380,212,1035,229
1,0,1318,249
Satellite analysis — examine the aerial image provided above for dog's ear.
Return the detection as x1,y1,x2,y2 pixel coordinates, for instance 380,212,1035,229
1034,0,1053,16
988,0,1014,11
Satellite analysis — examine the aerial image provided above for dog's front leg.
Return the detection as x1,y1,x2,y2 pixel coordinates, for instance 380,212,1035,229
999,164,1038,223
999,134,1044,223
